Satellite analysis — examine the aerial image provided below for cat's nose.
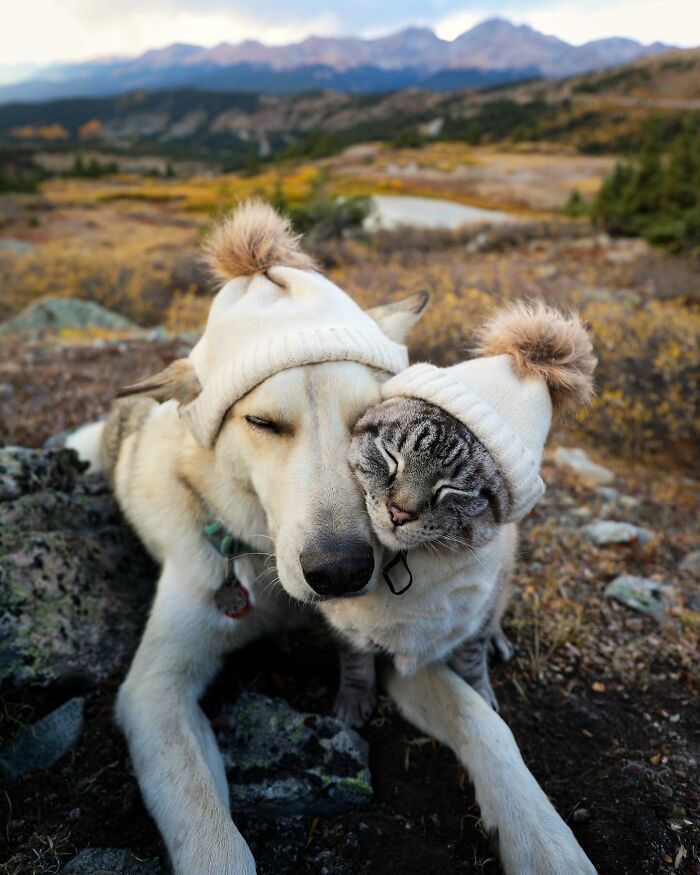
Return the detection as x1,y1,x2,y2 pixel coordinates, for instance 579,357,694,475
388,503,417,526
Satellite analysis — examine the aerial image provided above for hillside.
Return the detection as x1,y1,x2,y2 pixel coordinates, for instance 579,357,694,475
502,47,700,103
0,18,676,102
0,48,697,170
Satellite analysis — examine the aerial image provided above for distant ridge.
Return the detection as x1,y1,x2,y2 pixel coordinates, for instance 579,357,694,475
0,17,677,103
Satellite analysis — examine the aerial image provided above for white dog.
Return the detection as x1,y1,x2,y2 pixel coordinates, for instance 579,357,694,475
67,202,595,875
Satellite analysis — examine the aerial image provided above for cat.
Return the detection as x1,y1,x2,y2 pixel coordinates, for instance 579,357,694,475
323,397,517,725
320,301,596,727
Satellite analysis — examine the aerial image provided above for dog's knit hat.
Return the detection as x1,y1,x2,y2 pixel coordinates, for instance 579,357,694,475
381,302,596,522
180,201,409,447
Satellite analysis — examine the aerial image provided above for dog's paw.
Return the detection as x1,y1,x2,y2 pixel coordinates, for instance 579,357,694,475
498,803,596,875
334,685,376,728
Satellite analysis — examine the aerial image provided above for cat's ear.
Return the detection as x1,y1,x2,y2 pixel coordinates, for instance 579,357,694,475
116,359,201,405
366,291,429,343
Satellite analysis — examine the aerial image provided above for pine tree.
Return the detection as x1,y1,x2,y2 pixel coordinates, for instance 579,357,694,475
628,119,664,228
665,118,700,211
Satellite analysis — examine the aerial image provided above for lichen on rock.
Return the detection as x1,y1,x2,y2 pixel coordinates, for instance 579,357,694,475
217,692,372,816
0,446,155,696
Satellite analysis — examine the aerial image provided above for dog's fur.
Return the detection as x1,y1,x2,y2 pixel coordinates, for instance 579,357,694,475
67,208,595,875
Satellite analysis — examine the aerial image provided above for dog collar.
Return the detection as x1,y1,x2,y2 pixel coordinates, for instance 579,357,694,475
203,519,253,619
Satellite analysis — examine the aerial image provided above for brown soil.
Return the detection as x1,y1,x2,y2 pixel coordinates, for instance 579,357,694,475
2,630,698,875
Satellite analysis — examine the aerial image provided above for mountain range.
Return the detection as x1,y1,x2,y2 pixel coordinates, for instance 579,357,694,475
0,19,676,103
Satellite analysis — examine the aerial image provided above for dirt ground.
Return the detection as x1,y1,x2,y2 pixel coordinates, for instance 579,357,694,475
0,336,698,875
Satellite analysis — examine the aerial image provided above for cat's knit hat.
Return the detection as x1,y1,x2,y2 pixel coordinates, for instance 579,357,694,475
381,303,596,522
175,201,408,447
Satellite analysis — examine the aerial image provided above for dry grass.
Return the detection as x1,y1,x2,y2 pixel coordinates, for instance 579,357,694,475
1,155,698,470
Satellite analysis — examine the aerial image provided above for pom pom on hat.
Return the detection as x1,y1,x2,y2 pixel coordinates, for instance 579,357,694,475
203,199,317,284
473,301,596,419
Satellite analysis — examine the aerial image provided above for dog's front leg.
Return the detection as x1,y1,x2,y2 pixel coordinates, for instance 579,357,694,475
116,562,260,875
387,663,596,875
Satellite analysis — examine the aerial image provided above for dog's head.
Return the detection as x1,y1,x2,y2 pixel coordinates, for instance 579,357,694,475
118,292,427,603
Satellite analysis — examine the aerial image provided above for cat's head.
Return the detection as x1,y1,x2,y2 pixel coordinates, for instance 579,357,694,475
349,397,511,553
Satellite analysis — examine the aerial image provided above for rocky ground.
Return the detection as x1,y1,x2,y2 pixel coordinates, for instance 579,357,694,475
0,325,698,875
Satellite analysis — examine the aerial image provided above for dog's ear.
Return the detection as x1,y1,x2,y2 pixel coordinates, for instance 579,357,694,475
116,359,201,405
366,291,429,343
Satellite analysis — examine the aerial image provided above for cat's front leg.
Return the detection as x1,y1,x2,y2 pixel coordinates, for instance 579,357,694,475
448,638,499,711
489,622,514,663
334,644,376,728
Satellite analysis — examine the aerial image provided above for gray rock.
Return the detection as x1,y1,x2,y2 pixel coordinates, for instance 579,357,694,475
0,697,84,783
680,550,700,578
63,848,164,874
0,447,154,694
596,486,640,508
605,575,675,620
581,520,654,546
0,297,141,336
553,447,615,485
218,692,372,817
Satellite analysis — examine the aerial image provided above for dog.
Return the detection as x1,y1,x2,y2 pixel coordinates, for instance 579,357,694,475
67,202,596,875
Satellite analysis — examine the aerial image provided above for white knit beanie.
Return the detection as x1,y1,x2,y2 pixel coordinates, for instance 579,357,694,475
180,203,408,447
381,302,596,523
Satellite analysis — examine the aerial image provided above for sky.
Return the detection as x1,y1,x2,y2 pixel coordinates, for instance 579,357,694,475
1,0,699,70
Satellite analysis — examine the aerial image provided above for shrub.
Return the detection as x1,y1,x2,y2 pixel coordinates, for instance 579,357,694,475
563,189,587,218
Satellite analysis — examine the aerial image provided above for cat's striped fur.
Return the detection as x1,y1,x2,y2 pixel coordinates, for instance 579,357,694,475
322,397,517,725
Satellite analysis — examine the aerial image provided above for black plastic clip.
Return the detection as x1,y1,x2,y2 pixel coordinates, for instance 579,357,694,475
382,549,414,596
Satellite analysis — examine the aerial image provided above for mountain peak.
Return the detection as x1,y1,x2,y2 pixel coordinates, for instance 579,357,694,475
0,18,683,103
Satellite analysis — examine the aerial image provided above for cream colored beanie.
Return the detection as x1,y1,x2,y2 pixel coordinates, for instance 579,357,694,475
381,302,596,523
180,202,408,447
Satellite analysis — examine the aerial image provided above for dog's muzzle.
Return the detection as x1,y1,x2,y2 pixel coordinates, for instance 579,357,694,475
300,536,375,598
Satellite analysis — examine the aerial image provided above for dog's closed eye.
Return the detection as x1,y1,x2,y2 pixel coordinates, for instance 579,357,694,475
244,414,292,436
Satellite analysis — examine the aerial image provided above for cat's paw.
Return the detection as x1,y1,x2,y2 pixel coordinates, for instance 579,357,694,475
334,685,376,728
473,675,500,713
489,627,514,663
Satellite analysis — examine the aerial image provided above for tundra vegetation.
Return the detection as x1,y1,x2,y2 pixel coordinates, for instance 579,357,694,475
0,52,698,875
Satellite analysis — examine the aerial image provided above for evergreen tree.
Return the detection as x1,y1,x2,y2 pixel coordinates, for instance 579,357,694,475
665,117,700,211
627,119,664,226
594,116,700,253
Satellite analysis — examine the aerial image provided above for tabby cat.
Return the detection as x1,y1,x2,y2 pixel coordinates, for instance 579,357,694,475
321,398,516,726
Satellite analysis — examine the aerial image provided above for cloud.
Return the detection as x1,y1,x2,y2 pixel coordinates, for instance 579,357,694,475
521,0,700,46
0,0,698,67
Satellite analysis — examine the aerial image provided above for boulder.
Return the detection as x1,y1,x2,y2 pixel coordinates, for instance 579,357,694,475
553,447,615,485
0,696,84,783
0,297,141,336
217,692,372,817
0,446,154,694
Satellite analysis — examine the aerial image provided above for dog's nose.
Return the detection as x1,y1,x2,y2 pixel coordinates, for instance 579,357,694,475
388,503,417,526
300,537,375,598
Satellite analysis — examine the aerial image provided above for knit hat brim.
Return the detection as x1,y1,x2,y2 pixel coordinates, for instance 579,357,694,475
381,362,545,522
182,324,408,447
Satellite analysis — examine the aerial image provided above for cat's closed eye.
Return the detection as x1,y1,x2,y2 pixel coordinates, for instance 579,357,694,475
375,439,398,483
